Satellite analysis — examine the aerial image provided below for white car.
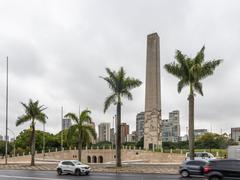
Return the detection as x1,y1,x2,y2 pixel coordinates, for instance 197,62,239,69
185,152,215,161
57,160,91,176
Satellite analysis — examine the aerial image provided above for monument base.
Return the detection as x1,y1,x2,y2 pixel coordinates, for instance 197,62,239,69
144,109,162,150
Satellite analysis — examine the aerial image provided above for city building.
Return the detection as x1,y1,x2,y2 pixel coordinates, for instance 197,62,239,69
162,119,172,142
90,121,96,144
181,134,188,141
231,127,240,143
98,122,110,142
121,123,129,143
127,131,137,142
110,128,115,145
62,118,72,130
169,110,180,142
194,129,208,137
162,110,180,142
0,135,3,141
136,112,144,141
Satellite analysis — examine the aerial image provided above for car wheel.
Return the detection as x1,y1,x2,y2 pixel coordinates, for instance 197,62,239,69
85,172,89,176
57,168,62,175
181,170,189,177
75,169,81,176
210,176,221,180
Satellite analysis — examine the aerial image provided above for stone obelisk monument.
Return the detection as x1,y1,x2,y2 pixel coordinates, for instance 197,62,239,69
144,33,162,150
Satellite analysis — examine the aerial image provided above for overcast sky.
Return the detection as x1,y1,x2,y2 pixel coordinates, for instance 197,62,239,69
0,0,239,139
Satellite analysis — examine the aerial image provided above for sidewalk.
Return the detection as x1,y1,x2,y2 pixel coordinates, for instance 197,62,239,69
0,163,179,174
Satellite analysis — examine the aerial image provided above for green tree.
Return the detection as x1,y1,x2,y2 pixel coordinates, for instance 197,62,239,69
93,141,112,149
164,46,222,160
196,133,217,151
65,109,96,161
101,67,142,167
0,140,13,156
136,137,144,149
16,99,47,166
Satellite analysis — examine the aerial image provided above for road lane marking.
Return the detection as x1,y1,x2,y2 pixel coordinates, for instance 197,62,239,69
0,175,70,180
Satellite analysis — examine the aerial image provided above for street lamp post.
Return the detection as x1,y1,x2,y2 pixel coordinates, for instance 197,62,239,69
5,56,9,164
61,106,63,151
8,128,15,157
43,123,45,159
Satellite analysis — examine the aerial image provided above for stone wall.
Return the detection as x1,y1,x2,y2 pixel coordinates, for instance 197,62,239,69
0,149,184,164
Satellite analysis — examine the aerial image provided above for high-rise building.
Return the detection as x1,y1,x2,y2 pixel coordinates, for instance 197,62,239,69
162,110,180,142
136,112,144,141
62,118,72,130
0,135,3,141
169,110,180,142
144,33,162,150
162,119,172,142
121,123,129,143
127,131,137,142
98,122,110,142
90,121,96,144
110,128,115,145
231,128,240,143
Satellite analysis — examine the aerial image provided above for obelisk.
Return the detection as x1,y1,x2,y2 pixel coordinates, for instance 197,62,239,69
144,33,162,150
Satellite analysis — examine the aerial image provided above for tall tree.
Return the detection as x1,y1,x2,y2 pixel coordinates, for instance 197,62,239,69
164,46,222,160
101,67,142,167
65,109,96,161
16,99,47,166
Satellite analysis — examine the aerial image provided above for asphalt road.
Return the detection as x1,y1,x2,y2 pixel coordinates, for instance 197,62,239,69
0,170,204,180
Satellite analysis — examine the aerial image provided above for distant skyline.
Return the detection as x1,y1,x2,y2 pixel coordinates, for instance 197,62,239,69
0,0,240,139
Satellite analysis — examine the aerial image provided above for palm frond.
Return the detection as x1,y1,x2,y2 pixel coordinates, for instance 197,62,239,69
16,115,31,126
194,46,205,64
175,50,187,65
121,90,133,100
194,82,203,96
64,113,79,124
199,59,223,80
100,76,117,92
164,63,182,79
124,77,142,91
35,113,47,124
84,125,97,139
67,125,78,141
177,79,188,93
104,94,117,113
79,109,92,124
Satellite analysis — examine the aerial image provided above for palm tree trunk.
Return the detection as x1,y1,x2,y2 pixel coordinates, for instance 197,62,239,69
188,93,195,160
116,102,121,167
31,123,35,166
78,135,82,161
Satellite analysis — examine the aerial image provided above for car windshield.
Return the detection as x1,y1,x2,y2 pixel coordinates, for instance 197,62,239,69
73,160,82,165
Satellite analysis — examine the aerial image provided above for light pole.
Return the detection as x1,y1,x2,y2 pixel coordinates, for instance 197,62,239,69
8,128,15,157
5,56,9,164
61,106,63,151
43,123,45,159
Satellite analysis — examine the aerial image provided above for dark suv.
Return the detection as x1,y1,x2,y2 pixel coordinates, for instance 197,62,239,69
179,160,208,177
204,159,240,180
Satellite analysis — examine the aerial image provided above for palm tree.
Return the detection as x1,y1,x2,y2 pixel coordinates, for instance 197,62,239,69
164,46,222,160
65,109,96,161
101,67,142,167
16,99,47,166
